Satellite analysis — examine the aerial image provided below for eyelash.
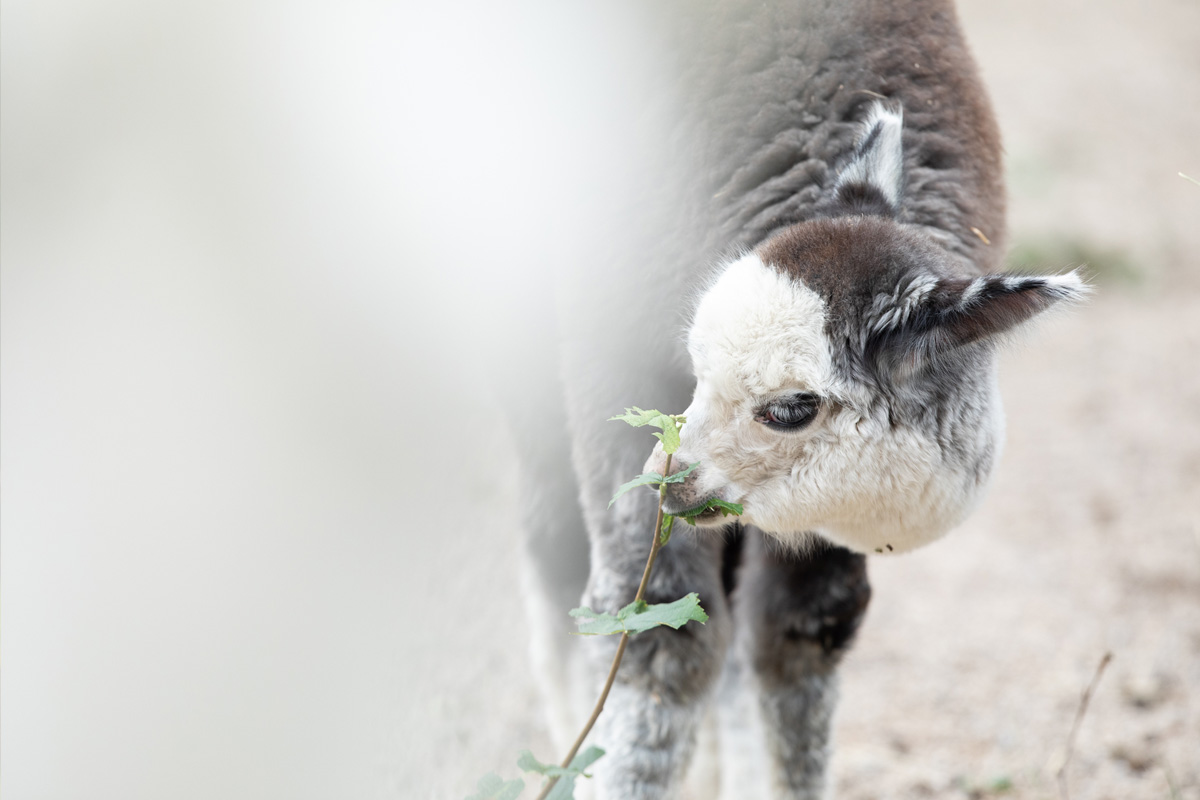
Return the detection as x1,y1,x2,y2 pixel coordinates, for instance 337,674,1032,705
756,393,822,430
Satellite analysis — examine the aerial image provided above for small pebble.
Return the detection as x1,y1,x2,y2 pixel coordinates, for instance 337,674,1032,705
1120,671,1171,710
1110,739,1157,773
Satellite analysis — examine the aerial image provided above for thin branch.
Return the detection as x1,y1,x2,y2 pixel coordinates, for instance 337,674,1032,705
1056,651,1113,800
633,453,672,604
534,454,674,800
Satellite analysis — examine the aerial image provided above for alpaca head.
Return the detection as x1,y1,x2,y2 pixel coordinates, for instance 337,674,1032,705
652,104,1087,554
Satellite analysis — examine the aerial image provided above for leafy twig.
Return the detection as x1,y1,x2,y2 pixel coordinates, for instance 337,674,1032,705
471,409,734,800
533,449,677,800
531,410,731,800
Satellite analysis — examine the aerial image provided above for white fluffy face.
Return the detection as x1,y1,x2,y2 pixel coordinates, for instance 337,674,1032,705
664,253,1002,555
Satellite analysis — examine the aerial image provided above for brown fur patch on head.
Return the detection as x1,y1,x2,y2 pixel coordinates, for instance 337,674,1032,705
756,217,950,346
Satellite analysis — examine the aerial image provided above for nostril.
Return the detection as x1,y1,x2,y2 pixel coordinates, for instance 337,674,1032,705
660,477,691,507
660,484,689,516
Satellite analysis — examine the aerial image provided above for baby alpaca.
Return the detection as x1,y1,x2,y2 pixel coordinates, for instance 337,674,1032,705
653,103,1083,557
513,1,1085,798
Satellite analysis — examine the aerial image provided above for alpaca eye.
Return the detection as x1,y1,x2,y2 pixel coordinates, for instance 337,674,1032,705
756,393,821,430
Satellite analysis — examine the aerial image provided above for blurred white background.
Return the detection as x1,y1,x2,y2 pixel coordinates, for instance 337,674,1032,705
2,1,633,796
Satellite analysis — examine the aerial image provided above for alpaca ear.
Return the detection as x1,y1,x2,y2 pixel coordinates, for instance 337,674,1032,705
866,271,1089,378
833,102,905,215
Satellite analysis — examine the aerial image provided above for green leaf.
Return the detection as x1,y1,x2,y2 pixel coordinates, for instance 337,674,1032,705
465,773,524,800
569,593,708,635
608,472,663,507
544,777,574,800
609,407,668,427
518,747,605,800
609,407,686,455
659,461,699,485
517,746,604,779
659,514,676,545
516,750,553,775
651,425,680,454
679,498,744,524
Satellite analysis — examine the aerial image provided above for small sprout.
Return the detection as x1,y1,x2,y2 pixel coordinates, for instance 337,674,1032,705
988,775,1014,793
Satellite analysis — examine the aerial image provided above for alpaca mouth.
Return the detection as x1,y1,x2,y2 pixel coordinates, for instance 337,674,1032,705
682,507,725,527
666,497,743,528
661,495,710,519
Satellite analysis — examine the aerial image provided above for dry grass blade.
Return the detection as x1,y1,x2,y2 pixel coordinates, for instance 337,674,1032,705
1056,651,1113,800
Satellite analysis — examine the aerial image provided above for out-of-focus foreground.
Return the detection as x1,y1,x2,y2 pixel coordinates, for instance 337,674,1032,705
2,1,1197,799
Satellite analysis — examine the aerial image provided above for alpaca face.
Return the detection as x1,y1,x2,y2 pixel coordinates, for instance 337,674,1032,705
655,230,1084,555
656,250,989,554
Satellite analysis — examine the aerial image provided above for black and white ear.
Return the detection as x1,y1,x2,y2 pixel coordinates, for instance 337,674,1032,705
866,271,1089,379
834,102,905,215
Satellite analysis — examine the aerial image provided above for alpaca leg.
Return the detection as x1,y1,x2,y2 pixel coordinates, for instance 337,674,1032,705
740,532,871,800
712,623,771,800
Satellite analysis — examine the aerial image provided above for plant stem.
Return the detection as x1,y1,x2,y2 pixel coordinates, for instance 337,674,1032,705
633,453,672,603
534,454,673,800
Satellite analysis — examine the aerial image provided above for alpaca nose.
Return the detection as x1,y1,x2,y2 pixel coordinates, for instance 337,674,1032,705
658,460,708,516
642,445,669,478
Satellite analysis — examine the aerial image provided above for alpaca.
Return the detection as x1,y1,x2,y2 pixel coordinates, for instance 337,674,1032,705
512,1,1084,798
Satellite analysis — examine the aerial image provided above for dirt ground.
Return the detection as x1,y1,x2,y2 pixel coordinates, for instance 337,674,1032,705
3,0,1197,799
